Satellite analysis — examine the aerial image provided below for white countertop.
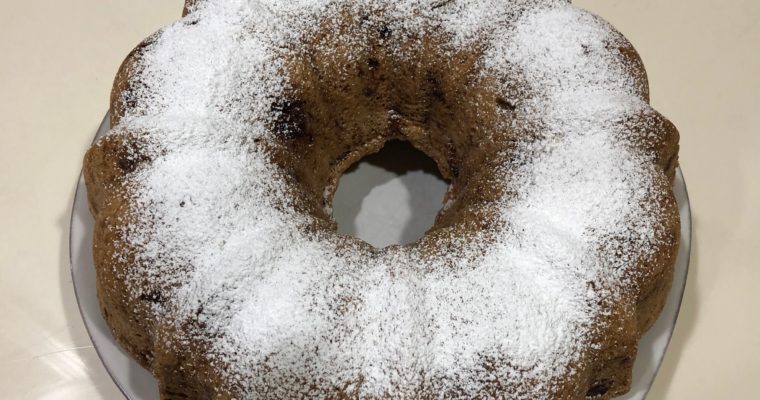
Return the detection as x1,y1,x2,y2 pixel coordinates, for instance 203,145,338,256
1,1,758,398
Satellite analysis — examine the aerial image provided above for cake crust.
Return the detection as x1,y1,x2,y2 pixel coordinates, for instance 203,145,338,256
85,1,680,399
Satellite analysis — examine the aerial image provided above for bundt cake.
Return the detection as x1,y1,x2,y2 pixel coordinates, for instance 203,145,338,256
84,0,680,398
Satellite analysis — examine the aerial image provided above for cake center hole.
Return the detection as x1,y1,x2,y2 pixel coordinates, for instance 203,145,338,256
332,140,449,248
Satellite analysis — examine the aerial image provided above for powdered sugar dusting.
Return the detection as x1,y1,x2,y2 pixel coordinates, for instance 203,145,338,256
103,1,672,398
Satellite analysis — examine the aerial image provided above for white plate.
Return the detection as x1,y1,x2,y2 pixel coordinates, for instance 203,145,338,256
70,114,691,400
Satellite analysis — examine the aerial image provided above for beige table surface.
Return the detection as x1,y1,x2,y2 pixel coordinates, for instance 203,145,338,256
1,1,758,399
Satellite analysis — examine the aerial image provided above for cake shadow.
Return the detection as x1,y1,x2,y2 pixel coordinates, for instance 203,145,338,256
646,216,700,399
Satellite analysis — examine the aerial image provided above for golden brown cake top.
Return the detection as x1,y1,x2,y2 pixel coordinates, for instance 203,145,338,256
98,0,677,398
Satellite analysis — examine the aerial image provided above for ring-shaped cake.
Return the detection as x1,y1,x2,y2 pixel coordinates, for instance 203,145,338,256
84,0,680,398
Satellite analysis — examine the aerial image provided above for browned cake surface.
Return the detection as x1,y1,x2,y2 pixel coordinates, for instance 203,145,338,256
84,1,680,399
